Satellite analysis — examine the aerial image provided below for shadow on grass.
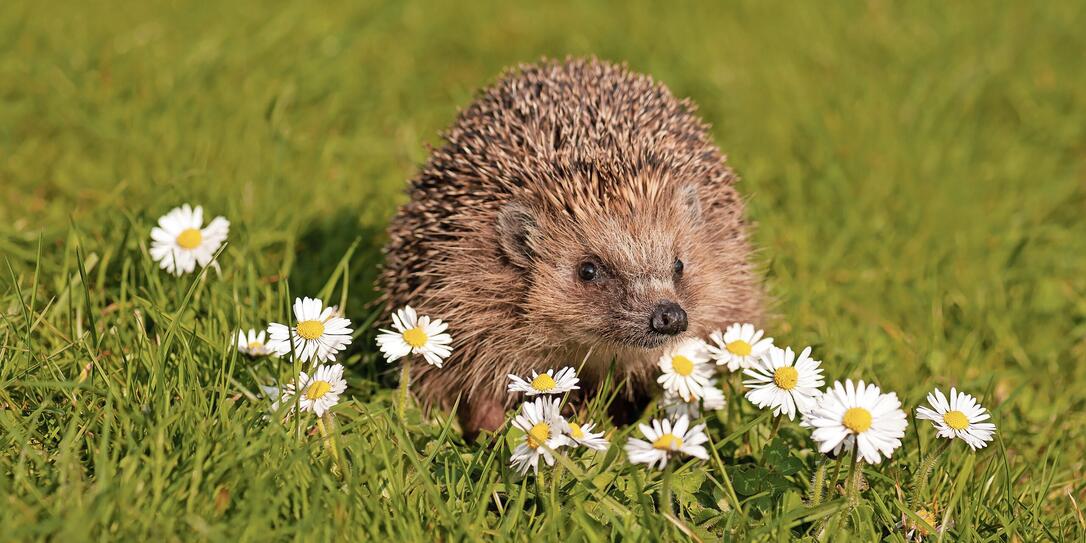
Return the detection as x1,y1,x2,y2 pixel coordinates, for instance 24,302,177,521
288,209,391,384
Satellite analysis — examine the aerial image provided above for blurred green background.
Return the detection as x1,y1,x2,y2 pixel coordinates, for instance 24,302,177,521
2,0,1084,538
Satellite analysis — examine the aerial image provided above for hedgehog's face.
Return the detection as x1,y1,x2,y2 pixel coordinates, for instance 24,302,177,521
563,234,691,349
496,187,708,351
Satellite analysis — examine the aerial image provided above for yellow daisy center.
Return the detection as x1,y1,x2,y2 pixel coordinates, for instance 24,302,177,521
527,422,550,449
842,407,873,433
530,373,557,392
296,320,325,340
305,380,332,400
773,366,799,390
671,355,694,376
943,410,970,430
247,341,263,351
652,433,684,450
569,423,585,439
726,340,752,357
175,228,203,249
402,327,429,349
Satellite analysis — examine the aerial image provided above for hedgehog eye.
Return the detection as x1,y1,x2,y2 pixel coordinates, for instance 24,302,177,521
577,260,599,282
673,258,684,276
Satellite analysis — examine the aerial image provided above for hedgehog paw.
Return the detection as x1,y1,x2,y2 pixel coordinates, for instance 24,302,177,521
458,397,505,442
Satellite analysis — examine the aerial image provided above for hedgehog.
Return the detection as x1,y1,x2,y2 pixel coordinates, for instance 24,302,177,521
379,58,763,440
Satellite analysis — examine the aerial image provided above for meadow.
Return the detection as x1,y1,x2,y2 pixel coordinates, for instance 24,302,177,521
2,0,1085,540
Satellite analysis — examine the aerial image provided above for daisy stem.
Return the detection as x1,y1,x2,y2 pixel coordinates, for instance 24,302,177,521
535,469,547,512
660,461,675,515
757,416,784,466
398,359,411,422
550,457,564,507
844,446,864,509
808,460,828,507
726,374,741,425
705,429,743,513
315,412,344,476
911,438,951,511
829,456,844,490
767,416,783,444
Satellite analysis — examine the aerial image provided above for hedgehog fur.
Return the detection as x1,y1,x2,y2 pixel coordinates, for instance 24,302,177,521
379,58,762,438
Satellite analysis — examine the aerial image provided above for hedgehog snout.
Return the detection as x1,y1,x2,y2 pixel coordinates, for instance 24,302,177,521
649,301,688,335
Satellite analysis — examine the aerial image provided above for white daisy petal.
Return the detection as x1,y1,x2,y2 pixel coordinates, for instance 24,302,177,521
278,363,347,417
742,345,825,420
656,338,714,400
624,415,709,470
149,204,229,276
508,366,581,396
802,380,908,464
662,380,726,418
567,421,610,451
237,327,275,357
509,397,571,474
266,298,353,362
706,323,775,371
376,305,454,368
914,387,996,450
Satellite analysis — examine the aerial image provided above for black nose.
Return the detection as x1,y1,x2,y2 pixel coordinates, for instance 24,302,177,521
650,301,688,335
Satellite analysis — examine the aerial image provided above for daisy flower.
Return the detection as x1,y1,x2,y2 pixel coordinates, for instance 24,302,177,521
657,338,714,401
375,305,453,367
266,297,353,362
280,363,347,417
237,328,273,357
743,346,825,420
804,380,908,464
707,323,774,371
259,385,285,412
259,384,280,399
508,366,580,396
797,390,826,429
662,380,727,418
915,387,996,450
510,397,571,475
567,421,609,451
625,415,709,469
149,204,230,276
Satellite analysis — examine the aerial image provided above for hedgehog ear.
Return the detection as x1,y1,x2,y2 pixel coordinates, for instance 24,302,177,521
496,204,539,269
679,184,703,222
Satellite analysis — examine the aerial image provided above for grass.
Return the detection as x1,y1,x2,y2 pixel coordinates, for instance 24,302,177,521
2,0,1085,540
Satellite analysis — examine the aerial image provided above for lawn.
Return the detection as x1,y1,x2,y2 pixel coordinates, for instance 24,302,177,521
2,0,1084,540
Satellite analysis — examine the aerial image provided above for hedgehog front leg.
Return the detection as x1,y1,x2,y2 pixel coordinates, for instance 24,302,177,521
606,390,653,427
457,395,505,443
